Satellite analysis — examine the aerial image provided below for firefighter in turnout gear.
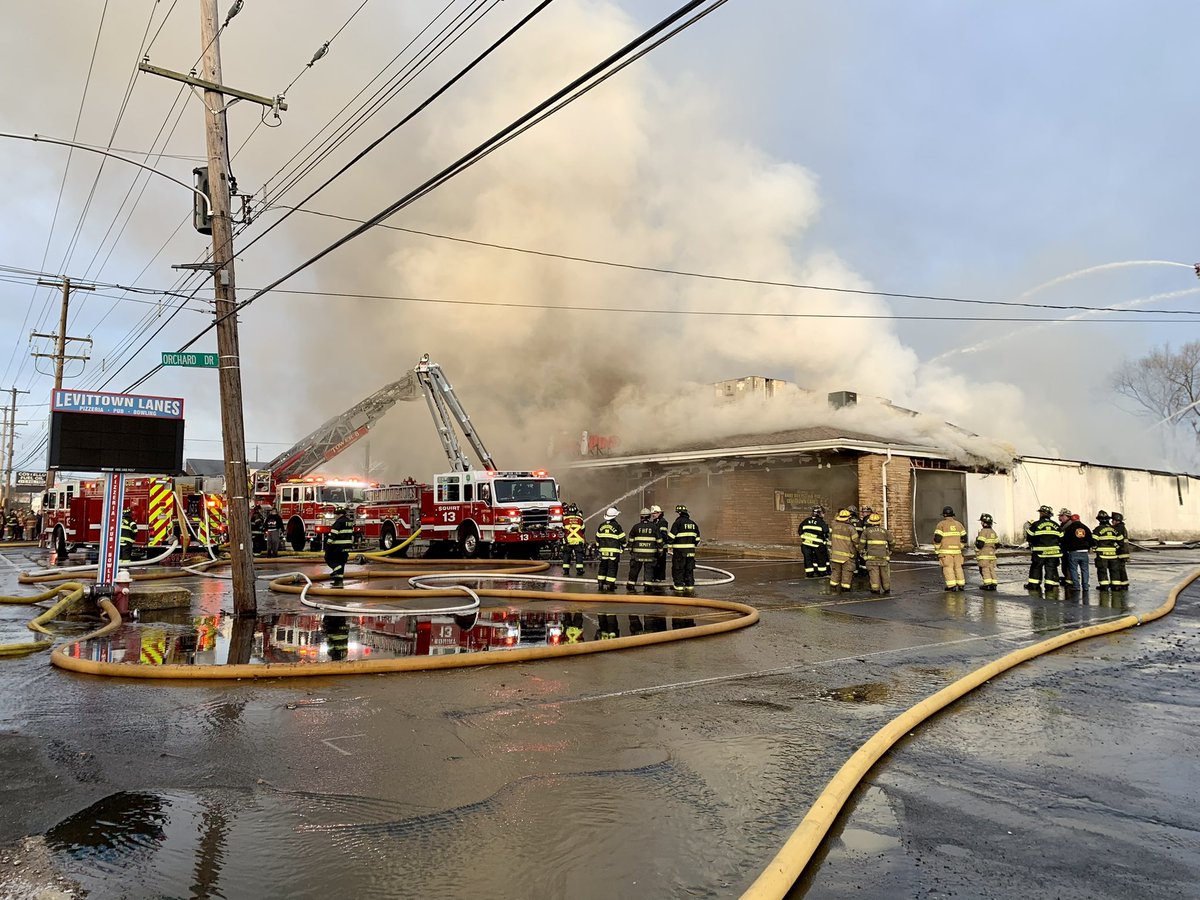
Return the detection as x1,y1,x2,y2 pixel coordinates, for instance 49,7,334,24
862,512,895,594
975,513,999,590
249,505,266,555
828,509,859,593
1092,511,1120,590
561,503,587,577
667,504,700,594
595,508,625,592
797,506,830,578
120,508,137,560
1024,505,1063,591
625,508,662,593
648,504,670,590
263,507,284,558
1110,511,1130,590
324,507,355,586
933,506,967,590
855,507,873,582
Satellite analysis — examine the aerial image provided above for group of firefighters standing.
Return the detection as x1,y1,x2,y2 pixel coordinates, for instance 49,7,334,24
798,503,1132,595
560,502,701,594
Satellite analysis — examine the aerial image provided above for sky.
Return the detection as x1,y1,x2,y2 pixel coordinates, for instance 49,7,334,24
1,0,1198,483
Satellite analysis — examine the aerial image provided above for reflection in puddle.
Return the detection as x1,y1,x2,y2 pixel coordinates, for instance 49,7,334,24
60,605,726,668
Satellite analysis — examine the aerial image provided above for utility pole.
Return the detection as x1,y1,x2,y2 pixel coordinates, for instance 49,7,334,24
2,387,30,511
199,0,256,615
33,275,94,489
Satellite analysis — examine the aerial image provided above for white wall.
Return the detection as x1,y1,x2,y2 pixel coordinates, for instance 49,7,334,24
964,458,1200,543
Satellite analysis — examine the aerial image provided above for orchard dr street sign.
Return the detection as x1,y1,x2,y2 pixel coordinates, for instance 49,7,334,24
161,352,218,368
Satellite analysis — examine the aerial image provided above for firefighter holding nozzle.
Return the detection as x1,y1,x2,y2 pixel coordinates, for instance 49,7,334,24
324,507,354,586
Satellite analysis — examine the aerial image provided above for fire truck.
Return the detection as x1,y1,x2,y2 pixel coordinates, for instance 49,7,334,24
253,355,562,557
39,475,226,552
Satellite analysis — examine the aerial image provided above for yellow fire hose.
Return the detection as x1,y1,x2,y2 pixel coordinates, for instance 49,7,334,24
740,566,1200,899
0,582,87,657
50,590,758,679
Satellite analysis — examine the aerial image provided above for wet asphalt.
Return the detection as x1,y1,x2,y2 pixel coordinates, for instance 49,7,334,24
1,548,1198,899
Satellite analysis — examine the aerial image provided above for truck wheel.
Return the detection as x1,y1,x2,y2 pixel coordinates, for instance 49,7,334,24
287,518,307,552
380,524,396,550
458,525,480,558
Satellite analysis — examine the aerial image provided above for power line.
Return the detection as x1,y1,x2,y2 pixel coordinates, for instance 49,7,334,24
273,207,1200,318
232,286,1200,324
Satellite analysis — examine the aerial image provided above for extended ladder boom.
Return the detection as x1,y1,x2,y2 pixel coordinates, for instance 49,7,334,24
414,354,496,472
262,372,421,485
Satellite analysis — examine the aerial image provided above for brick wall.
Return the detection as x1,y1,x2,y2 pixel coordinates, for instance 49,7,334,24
857,453,915,549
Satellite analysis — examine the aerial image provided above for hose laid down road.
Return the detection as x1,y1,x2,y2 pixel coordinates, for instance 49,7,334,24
740,567,1200,899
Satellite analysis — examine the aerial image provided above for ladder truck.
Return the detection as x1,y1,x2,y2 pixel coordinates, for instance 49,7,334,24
257,355,562,556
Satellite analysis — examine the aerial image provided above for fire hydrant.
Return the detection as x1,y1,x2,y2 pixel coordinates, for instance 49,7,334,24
114,570,132,616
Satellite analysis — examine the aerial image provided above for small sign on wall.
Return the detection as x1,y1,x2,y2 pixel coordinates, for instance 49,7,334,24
774,490,824,512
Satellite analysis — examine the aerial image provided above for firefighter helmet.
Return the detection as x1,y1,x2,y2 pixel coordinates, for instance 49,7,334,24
604,507,619,521
847,505,859,516
1058,507,1072,517
867,512,882,525
1037,505,1053,516
836,509,851,522
675,504,688,515
649,504,662,514
980,513,993,526
942,506,955,517
812,505,824,516
1096,509,1110,521
1111,511,1124,523
639,507,651,518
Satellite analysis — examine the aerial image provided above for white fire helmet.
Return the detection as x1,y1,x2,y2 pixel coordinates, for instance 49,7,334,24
604,507,620,520
649,505,662,514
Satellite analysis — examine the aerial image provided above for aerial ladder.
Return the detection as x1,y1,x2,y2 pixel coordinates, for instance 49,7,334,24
253,355,494,497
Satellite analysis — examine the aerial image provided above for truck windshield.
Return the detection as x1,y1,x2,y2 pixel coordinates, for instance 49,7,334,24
493,479,557,503
320,486,366,504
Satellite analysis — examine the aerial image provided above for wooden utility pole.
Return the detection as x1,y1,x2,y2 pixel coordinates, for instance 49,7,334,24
200,0,256,616
2,387,30,511
33,275,94,489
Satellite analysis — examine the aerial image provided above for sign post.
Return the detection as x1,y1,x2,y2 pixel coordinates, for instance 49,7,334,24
96,473,126,588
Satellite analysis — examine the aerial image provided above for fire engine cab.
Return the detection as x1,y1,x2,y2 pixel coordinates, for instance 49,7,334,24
357,469,562,557
276,476,374,551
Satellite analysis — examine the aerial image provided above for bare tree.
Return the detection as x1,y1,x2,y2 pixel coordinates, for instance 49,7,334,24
1113,341,1200,443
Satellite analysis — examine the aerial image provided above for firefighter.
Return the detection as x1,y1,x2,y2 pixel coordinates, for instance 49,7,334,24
1110,511,1130,590
862,512,895,594
1024,505,1063,592
667,503,700,594
595,508,625,592
828,509,858,593
1057,508,1075,587
1061,514,1093,592
324,507,354,586
120,508,137,560
5,509,18,541
975,513,999,590
263,506,284,558
855,506,874,582
648,504,670,592
1092,511,1120,590
561,502,587,577
933,506,967,590
797,506,830,578
249,505,265,555
625,508,662,592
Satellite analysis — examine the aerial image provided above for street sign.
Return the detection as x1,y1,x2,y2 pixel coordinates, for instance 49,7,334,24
161,352,218,368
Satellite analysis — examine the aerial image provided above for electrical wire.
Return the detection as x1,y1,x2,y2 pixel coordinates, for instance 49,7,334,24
1,1,111,388
273,207,1200,318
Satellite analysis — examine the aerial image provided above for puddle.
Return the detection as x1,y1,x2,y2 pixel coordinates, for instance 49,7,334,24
821,681,891,703
60,605,731,668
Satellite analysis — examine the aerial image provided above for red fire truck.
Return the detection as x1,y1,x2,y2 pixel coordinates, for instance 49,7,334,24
40,475,225,552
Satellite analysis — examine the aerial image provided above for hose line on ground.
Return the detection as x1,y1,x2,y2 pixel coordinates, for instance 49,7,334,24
740,566,1200,899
